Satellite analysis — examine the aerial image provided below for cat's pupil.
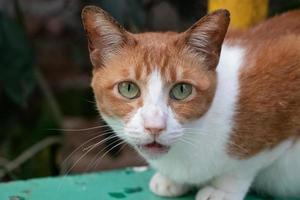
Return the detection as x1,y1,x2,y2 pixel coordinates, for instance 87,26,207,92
180,85,184,93
128,84,131,91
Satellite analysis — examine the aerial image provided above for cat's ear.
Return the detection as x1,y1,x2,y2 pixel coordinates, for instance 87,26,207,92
181,9,230,70
81,6,134,67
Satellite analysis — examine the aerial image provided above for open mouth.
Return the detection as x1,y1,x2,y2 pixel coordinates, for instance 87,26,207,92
139,142,170,155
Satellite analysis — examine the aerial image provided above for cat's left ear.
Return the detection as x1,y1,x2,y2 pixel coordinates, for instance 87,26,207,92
81,6,134,67
180,9,230,70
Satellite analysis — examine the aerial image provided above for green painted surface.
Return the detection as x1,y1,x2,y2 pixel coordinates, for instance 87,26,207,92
0,168,299,200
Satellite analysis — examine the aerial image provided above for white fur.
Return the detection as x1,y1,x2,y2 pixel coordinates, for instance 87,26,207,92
141,70,167,132
254,139,300,197
102,44,300,199
150,172,190,197
123,70,183,150
148,45,245,184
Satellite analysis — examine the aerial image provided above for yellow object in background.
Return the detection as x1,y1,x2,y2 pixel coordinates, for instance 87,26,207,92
208,0,269,28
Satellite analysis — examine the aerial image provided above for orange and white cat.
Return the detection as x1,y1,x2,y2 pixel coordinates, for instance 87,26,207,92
82,6,300,200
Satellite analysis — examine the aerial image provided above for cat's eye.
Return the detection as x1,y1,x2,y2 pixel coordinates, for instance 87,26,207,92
170,83,193,100
118,81,140,99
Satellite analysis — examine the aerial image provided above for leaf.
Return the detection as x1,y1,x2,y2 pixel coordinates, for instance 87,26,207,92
124,186,143,193
0,13,35,106
108,192,126,198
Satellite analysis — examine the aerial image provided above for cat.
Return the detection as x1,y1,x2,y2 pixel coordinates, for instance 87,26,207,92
81,5,300,200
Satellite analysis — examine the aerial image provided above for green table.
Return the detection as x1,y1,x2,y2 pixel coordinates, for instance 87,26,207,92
0,168,298,200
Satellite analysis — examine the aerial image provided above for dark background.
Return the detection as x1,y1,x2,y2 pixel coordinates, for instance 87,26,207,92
0,0,300,182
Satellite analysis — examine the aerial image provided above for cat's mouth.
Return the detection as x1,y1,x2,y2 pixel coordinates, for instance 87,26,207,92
138,142,170,155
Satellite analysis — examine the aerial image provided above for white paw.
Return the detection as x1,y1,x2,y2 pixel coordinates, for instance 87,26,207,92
149,172,189,197
196,186,244,200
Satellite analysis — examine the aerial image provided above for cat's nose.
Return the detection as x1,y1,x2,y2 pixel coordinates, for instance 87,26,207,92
145,127,166,136
143,116,167,136
142,107,167,136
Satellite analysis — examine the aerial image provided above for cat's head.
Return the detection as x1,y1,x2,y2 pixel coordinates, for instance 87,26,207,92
82,6,230,158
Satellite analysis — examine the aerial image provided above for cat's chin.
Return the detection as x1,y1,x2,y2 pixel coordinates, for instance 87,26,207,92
137,142,170,159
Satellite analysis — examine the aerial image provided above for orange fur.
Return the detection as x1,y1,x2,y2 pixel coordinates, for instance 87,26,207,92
91,33,217,122
83,7,229,123
228,10,300,158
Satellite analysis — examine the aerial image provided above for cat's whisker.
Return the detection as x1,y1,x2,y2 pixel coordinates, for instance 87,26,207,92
84,99,97,104
183,131,222,140
178,138,200,151
181,131,249,152
189,133,248,152
89,140,127,170
181,136,218,149
129,146,147,165
90,141,127,171
177,138,221,160
48,124,122,133
182,129,228,138
82,135,120,152
78,128,121,136
100,140,127,160
61,135,121,177
86,138,123,171
60,130,121,174
99,142,127,169
58,136,108,187
60,134,103,173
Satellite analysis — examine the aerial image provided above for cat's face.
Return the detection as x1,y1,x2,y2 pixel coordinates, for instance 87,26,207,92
82,6,229,158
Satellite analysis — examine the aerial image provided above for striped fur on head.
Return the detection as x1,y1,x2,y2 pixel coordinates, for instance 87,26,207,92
82,6,230,123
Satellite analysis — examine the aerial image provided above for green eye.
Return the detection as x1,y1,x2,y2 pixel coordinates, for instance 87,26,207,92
170,83,193,100
118,81,140,99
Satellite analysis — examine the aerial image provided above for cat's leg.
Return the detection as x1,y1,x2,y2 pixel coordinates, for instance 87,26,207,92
149,172,190,197
195,170,256,200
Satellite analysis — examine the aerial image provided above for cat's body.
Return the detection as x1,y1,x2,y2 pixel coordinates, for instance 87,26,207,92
82,7,300,200
149,11,300,197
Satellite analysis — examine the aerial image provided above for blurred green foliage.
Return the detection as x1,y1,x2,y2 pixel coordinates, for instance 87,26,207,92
0,6,60,179
0,13,35,106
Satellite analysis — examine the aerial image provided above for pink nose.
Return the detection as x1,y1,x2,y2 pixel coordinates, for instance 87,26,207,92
145,127,165,135
142,108,167,136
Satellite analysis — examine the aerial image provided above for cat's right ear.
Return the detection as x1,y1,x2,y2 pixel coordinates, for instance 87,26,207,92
179,9,230,70
82,6,134,67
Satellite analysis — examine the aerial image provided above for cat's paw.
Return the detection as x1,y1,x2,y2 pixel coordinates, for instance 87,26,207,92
149,172,189,197
196,186,244,200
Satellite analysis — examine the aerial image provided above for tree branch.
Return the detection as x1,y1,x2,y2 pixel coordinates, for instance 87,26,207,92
0,136,62,179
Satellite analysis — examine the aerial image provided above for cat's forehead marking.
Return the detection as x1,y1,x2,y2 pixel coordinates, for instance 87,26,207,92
145,70,164,105
134,47,172,82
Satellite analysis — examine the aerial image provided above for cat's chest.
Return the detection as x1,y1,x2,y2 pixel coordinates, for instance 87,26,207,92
148,139,232,184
